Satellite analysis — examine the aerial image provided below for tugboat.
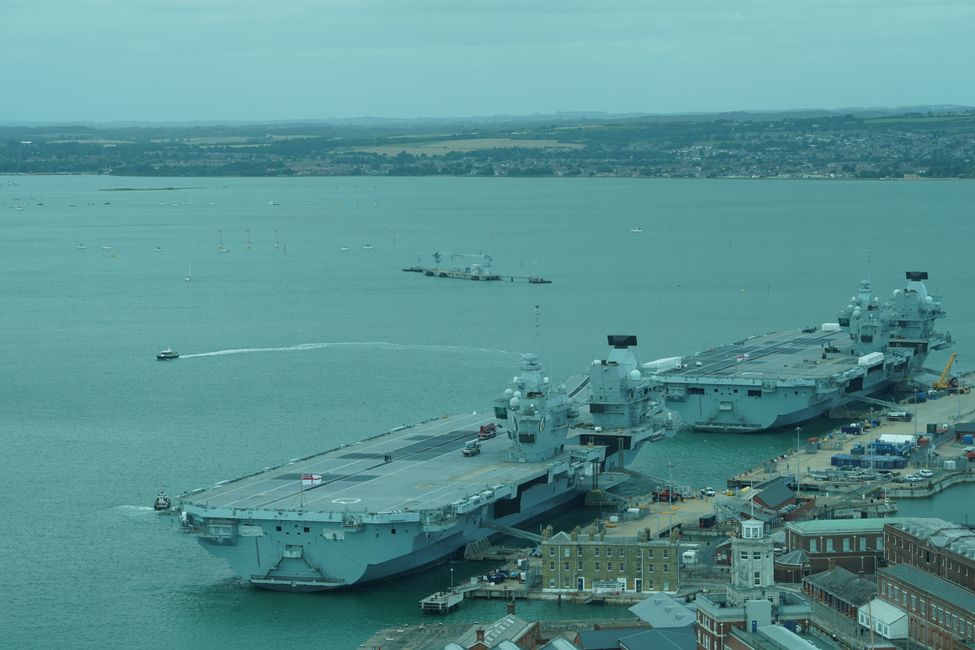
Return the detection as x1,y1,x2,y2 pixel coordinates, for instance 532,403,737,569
156,348,179,361
153,490,171,512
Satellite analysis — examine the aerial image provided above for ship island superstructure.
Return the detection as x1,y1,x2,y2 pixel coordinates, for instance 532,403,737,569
647,272,950,433
176,344,658,592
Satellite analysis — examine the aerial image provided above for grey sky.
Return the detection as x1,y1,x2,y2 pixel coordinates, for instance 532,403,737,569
4,0,973,122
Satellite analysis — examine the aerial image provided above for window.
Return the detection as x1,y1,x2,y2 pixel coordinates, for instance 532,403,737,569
564,562,570,571
663,564,669,574
663,549,669,559
608,547,614,557
859,537,867,551
619,563,625,572
740,551,749,560
753,551,761,559
647,549,654,559
594,547,600,557
549,561,555,571
911,595,917,611
648,564,654,573
754,571,761,586
549,547,555,557
579,561,584,571
843,537,851,552
564,548,571,557
809,539,818,553
594,562,600,571
826,538,834,552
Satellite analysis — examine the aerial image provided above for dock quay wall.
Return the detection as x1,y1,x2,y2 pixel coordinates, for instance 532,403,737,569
884,471,975,498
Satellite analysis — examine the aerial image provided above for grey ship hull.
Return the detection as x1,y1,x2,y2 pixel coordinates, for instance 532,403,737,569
654,328,927,433
176,373,636,592
651,272,949,433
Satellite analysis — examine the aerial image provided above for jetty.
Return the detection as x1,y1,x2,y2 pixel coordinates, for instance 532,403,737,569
402,251,551,284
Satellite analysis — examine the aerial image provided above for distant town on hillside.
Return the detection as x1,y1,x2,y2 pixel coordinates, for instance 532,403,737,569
2,106,974,179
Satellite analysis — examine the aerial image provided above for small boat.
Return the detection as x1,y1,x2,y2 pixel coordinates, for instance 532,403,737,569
156,348,180,360
184,262,191,282
362,244,373,250
153,490,172,512
76,243,86,250
630,227,643,233
528,277,552,284
153,246,163,252
340,246,350,251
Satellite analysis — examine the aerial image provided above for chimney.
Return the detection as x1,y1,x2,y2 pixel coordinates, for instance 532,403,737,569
476,628,485,642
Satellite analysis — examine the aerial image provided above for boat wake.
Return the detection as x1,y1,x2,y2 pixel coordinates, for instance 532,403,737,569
112,505,158,518
179,341,518,359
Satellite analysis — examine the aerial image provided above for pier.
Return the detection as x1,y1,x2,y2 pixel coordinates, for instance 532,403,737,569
402,251,551,284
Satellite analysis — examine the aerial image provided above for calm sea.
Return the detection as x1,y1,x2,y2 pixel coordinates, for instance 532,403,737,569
2,176,973,648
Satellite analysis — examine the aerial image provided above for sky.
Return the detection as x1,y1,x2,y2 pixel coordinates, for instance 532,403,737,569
3,0,973,123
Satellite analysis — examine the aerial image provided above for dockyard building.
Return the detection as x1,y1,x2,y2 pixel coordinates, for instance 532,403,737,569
801,566,876,620
453,614,540,650
877,563,975,648
784,518,908,575
723,624,828,650
884,518,975,592
695,519,812,650
540,528,679,594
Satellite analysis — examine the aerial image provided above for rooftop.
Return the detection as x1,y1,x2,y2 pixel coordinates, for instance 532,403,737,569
890,518,975,561
803,566,876,606
880,564,975,613
628,593,696,628
787,517,909,536
859,597,906,625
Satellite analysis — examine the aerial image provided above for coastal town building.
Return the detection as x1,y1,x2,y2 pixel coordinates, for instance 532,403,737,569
857,597,908,643
877,563,975,649
784,518,907,575
724,625,826,650
695,519,811,650
884,518,975,592
452,614,541,649
802,566,876,620
540,529,679,594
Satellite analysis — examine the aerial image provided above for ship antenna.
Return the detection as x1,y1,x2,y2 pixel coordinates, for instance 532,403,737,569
866,245,872,283
534,302,541,354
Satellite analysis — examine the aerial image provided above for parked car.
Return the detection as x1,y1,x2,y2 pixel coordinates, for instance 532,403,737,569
699,487,716,497
917,469,934,478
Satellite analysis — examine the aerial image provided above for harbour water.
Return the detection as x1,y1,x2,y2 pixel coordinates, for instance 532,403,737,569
2,175,973,648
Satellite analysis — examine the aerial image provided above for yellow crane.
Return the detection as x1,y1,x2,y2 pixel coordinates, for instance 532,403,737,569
933,352,965,392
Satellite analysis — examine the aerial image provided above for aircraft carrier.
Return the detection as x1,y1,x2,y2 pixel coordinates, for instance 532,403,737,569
647,272,950,433
174,336,666,591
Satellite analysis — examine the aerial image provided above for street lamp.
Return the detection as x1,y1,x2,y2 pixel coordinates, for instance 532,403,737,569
667,462,674,532
795,426,802,497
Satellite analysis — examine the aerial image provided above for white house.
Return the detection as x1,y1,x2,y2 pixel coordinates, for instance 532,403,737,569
858,598,907,640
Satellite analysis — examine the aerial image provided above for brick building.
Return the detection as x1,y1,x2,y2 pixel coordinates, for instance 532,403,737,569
540,528,678,594
884,518,975,592
785,518,908,574
878,563,975,648
802,566,876,620
695,520,811,650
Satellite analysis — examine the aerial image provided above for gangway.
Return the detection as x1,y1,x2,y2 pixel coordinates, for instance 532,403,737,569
849,395,900,411
480,521,542,543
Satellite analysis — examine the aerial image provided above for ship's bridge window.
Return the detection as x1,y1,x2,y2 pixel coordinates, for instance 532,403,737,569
747,389,761,397
687,387,705,395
